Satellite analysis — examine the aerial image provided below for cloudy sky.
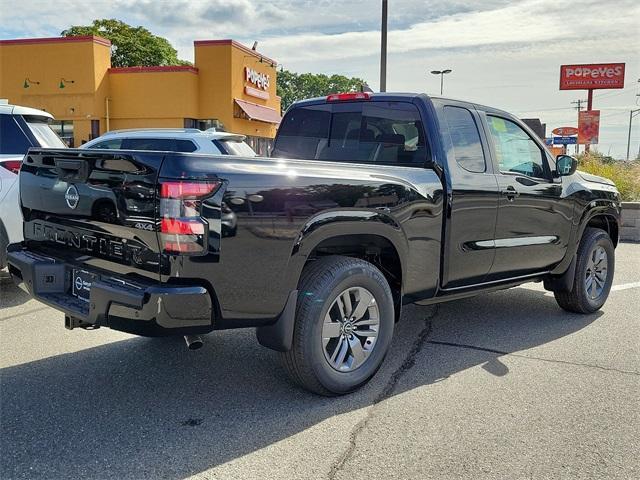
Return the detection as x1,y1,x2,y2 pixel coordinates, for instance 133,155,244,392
2,0,639,157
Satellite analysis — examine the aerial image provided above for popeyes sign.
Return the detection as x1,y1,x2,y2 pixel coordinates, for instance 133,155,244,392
560,63,625,90
245,67,270,90
552,127,578,136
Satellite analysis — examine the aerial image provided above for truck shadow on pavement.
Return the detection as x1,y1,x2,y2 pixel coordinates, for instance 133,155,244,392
0,270,31,308
0,287,602,479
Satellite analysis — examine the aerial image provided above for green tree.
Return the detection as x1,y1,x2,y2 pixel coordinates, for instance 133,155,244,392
61,19,190,67
277,69,367,111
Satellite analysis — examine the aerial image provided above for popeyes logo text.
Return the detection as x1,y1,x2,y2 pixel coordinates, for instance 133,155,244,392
560,63,625,90
245,67,270,90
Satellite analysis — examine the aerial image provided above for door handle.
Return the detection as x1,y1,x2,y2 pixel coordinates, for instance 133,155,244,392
501,186,519,200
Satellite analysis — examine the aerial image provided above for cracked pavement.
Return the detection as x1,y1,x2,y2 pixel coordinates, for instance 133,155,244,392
1,243,639,480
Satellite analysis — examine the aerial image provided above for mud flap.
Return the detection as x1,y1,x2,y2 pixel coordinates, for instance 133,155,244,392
256,290,298,352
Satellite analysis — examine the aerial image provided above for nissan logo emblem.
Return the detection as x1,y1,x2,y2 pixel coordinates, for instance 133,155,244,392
65,185,79,209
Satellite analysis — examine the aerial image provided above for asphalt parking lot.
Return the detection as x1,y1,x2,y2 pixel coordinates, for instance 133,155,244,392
1,243,638,480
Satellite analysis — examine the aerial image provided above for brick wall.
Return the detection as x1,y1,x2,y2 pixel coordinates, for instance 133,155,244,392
620,202,640,242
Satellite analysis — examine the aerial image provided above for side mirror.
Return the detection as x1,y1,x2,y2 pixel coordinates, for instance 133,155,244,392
555,155,578,176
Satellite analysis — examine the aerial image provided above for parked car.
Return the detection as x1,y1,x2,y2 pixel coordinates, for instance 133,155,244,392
81,128,250,236
80,128,257,157
0,102,67,268
7,92,620,396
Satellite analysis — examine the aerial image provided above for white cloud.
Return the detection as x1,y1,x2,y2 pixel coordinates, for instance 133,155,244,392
1,0,639,157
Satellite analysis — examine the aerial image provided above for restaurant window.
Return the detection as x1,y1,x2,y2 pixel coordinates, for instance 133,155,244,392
50,120,75,147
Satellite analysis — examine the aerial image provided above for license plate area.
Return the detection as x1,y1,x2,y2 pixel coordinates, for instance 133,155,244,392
71,269,95,302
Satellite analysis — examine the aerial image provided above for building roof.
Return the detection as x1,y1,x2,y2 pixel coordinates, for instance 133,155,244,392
0,35,111,47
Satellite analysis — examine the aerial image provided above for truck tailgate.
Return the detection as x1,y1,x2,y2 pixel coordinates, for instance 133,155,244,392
18,148,164,281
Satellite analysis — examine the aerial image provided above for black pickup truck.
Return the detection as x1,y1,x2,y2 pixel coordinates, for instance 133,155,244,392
7,92,620,395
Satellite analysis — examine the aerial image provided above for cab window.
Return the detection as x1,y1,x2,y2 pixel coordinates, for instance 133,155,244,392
273,101,429,166
442,106,485,173
486,116,547,178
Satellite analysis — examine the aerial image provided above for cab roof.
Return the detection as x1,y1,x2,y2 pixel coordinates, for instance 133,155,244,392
289,92,514,119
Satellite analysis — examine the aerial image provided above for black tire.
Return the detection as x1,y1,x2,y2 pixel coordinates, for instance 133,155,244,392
554,227,615,314
0,220,8,270
281,256,395,396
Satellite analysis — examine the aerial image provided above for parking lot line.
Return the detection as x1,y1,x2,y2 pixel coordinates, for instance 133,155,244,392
610,281,640,292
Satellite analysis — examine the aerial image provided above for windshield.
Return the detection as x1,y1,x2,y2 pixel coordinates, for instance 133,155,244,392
217,139,256,156
24,115,67,148
272,101,429,166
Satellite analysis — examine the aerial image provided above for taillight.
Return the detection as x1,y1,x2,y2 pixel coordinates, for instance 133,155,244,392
326,92,371,102
0,160,22,175
159,180,221,254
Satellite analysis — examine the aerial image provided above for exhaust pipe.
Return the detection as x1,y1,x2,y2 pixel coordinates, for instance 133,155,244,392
184,335,203,350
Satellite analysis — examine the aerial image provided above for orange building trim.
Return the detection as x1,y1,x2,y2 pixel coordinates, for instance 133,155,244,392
109,66,199,74
0,35,111,47
194,39,277,66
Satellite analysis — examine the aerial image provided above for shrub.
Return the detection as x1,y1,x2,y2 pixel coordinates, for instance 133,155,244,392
576,152,640,201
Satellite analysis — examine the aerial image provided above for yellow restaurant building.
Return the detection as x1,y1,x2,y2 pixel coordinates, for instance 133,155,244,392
0,36,281,154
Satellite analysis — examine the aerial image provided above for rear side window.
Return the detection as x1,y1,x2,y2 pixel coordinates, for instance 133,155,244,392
273,101,429,166
90,138,196,152
0,115,32,154
88,138,123,149
442,106,485,173
216,139,256,156
175,140,197,152
24,115,67,148
122,138,175,151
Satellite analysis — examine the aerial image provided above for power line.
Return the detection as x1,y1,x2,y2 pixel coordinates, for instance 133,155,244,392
571,98,588,111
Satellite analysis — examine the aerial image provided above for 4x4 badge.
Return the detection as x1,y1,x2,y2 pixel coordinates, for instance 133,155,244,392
65,185,79,209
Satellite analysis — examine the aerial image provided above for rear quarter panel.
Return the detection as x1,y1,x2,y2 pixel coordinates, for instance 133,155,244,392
160,154,444,325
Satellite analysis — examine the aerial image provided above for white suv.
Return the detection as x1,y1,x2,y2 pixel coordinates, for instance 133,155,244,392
0,102,67,268
81,128,257,156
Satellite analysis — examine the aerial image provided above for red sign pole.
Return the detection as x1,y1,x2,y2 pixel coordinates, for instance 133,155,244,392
585,89,594,152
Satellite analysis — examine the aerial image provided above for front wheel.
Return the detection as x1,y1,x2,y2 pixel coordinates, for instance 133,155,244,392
554,227,615,313
281,256,395,396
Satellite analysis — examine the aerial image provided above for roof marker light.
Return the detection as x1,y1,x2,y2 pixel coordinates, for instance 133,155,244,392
326,92,372,102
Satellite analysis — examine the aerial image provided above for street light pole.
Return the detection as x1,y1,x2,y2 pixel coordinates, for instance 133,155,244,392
430,69,452,95
380,0,388,92
626,109,640,161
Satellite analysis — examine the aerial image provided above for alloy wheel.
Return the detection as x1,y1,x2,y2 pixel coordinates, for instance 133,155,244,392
585,245,608,300
322,287,380,372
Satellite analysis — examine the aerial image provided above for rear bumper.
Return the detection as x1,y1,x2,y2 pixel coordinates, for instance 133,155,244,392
6,245,213,336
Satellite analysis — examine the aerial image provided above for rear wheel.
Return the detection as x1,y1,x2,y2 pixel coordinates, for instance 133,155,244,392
281,256,395,396
0,221,8,270
554,228,614,313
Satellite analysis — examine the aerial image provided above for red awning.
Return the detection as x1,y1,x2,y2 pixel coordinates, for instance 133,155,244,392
234,99,281,124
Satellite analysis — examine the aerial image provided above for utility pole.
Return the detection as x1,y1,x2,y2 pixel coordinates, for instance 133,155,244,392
571,99,587,111
380,0,388,92
626,109,640,161
571,98,587,154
